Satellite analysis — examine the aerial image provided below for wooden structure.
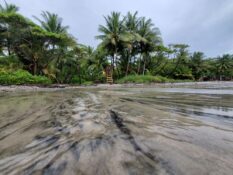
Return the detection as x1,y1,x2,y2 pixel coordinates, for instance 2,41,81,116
105,65,113,84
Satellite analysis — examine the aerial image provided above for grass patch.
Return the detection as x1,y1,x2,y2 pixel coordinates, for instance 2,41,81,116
117,75,192,84
82,81,94,86
0,69,52,85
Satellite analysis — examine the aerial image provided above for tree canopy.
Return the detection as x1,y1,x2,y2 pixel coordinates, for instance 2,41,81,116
0,2,232,85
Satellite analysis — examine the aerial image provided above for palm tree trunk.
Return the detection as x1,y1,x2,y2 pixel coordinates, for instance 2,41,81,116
137,54,142,75
126,58,130,76
125,52,131,76
143,56,146,76
112,48,118,80
113,47,118,69
33,61,37,75
7,45,11,56
77,65,82,85
111,54,114,68
7,35,11,56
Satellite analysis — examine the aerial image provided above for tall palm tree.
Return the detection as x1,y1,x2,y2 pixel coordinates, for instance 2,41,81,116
96,12,130,70
123,12,140,76
137,17,162,75
34,12,75,79
34,11,69,34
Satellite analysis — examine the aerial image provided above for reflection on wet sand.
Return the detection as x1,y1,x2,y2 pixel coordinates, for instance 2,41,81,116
0,87,233,175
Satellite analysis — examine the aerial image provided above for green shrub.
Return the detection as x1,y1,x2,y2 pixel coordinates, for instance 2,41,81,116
70,76,82,84
82,81,94,86
0,55,23,70
173,74,194,80
0,69,52,85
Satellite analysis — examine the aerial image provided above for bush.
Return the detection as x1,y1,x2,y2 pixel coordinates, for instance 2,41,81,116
173,74,194,80
82,81,94,86
0,69,52,85
0,55,23,70
70,76,82,84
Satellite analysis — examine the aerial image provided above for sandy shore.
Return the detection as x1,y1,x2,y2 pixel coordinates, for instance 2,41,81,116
0,81,232,93
0,84,233,174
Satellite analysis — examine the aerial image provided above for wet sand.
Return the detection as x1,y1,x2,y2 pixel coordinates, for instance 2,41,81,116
1,81,233,93
0,83,233,175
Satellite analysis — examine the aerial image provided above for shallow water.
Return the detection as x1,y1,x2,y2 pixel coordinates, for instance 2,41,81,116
0,86,233,175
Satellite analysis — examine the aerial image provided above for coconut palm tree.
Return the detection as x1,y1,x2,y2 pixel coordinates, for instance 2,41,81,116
96,12,131,70
34,11,69,34
124,12,140,32
216,54,232,80
34,12,77,78
0,2,20,55
123,12,140,76
0,1,19,13
137,17,162,75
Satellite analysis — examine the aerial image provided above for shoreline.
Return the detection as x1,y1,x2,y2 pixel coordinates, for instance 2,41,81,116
0,81,232,93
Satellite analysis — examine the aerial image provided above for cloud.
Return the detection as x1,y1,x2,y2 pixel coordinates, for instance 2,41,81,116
3,0,233,57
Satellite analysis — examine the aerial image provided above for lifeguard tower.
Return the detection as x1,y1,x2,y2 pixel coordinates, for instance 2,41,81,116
105,65,113,84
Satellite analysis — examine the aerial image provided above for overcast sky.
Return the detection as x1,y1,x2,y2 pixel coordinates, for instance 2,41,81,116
3,0,233,57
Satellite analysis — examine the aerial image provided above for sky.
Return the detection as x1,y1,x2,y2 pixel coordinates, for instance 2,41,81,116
3,0,233,57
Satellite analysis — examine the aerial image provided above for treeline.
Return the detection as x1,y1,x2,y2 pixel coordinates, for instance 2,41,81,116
96,12,233,81
0,2,105,84
0,2,232,85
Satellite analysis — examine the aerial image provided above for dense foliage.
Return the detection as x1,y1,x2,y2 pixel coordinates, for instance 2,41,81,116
0,2,232,85
0,69,51,85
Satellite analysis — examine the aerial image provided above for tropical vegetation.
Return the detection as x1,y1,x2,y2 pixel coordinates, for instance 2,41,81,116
0,2,232,85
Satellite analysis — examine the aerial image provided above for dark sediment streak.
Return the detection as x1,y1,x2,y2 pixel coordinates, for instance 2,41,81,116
109,110,174,175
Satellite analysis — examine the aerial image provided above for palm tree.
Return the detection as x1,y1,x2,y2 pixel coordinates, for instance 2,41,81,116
137,17,162,75
34,12,76,78
96,12,130,71
0,1,19,13
168,44,190,78
125,12,140,33
123,12,140,76
34,11,69,34
216,54,232,80
82,46,102,81
190,52,205,80
0,2,19,55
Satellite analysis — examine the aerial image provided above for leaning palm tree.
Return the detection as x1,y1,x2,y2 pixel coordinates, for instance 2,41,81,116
34,11,69,34
168,44,189,77
96,12,131,70
0,1,19,13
